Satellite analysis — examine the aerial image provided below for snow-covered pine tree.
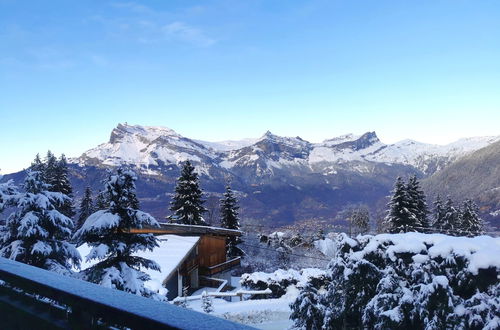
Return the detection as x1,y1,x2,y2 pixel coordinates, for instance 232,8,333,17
201,291,214,313
52,154,75,218
0,180,17,213
290,282,324,330
73,168,162,299
43,150,58,186
30,153,46,178
77,186,94,231
95,189,110,210
384,177,419,233
169,160,207,225
351,206,370,236
436,198,460,236
406,175,429,231
0,170,80,275
459,199,484,236
220,184,244,258
432,194,446,231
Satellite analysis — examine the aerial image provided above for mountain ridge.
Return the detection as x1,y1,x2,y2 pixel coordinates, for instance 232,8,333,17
72,123,500,178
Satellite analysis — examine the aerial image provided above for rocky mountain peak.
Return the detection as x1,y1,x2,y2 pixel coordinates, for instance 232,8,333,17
109,123,179,144
354,131,380,150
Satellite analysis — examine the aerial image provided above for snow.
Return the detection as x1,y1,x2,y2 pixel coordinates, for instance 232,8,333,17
313,238,336,257
186,282,299,329
195,138,258,151
77,234,200,295
75,210,121,235
349,233,500,275
241,268,327,289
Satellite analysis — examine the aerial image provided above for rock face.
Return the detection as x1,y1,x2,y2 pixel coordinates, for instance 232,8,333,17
3,123,499,228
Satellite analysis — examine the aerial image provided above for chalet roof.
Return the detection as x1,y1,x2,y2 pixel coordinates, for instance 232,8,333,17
77,235,200,294
148,235,200,287
157,223,243,237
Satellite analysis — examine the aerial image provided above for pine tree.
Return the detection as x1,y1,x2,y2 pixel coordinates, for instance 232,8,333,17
290,282,324,330
432,195,446,231
73,168,162,298
52,154,75,218
44,150,58,188
77,186,94,231
436,198,460,236
0,170,80,275
220,184,243,258
169,161,207,225
30,153,46,178
0,180,17,213
95,189,110,210
384,177,420,233
406,175,429,231
201,291,214,313
350,206,370,236
459,199,484,236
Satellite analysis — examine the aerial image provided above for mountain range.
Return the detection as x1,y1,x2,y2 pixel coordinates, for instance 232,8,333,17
3,123,500,229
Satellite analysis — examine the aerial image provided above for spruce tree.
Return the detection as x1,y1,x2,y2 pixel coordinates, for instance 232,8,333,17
169,161,207,225
350,206,370,236
384,177,419,233
220,184,243,258
437,198,460,236
95,189,110,210
290,282,324,330
30,153,46,178
73,168,162,298
44,150,58,188
406,175,429,231
0,170,80,275
53,154,75,218
459,199,484,236
77,186,94,231
0,180,17,213
432,195,446,231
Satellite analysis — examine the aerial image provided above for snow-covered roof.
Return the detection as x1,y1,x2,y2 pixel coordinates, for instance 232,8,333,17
78,235,200,295
157,223,242,236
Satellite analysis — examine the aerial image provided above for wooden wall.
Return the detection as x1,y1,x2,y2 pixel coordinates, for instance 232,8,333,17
198,235,226,268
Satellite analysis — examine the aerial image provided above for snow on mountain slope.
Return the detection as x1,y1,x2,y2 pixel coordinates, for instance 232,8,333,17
73,123,499,177
76,123,218,175
195,138,258,151
363,136,500,173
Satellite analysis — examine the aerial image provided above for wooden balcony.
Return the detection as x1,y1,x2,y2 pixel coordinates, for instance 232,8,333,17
200,257,241,276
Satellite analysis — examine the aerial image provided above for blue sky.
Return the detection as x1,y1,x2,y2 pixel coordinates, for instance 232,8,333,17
1,0,499,174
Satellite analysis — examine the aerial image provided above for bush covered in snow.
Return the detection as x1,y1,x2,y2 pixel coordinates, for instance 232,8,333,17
290,233,500,330
241,268,328,298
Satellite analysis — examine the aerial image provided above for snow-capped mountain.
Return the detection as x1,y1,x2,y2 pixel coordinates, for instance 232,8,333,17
7,122,484,227
73,123,500,178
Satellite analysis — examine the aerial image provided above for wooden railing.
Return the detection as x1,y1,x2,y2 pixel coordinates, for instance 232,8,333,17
0,257,251,329
200,257,241,276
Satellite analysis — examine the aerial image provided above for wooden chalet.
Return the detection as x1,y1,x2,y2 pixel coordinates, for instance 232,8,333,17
129,223,242,300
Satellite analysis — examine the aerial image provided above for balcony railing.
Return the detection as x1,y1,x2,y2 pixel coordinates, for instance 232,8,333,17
200,257,241,276
0,257,251,329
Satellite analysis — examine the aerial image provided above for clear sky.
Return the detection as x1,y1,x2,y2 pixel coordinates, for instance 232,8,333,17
1,0,499,174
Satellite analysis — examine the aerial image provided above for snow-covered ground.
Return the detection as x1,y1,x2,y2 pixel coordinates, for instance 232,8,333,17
186,277,296,329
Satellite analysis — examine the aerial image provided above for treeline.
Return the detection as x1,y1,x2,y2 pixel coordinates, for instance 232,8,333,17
384,175,485,236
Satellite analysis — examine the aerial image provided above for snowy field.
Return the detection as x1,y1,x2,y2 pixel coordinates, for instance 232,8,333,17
187,277,296,329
